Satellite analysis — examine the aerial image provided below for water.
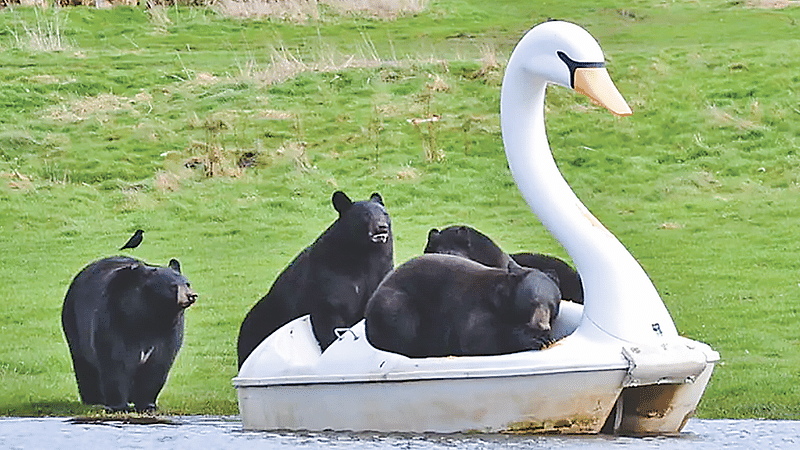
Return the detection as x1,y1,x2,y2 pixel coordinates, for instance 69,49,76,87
0,416,797,449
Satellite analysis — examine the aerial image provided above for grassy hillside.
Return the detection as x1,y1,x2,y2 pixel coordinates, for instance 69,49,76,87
1,0,799,419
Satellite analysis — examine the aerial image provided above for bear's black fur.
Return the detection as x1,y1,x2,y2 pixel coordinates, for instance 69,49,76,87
237,191,393,368
424,225,517,269
61,256,197,412
510,253,583,305
364,254,561,358
424,225,584,304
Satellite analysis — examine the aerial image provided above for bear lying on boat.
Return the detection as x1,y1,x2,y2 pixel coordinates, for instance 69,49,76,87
61,257,197,412
237,191,393,368
424,225,584,304
364,254,560,357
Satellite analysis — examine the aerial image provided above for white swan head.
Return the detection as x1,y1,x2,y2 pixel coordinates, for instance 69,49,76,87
508,21,631,117
501,21,678,344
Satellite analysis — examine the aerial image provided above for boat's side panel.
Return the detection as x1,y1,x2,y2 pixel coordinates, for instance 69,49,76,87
238,369,627,433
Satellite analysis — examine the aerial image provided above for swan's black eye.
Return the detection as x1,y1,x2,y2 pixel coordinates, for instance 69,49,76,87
557,51,605,88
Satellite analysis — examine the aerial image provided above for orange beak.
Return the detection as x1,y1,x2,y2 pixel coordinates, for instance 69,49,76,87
573,67,632,117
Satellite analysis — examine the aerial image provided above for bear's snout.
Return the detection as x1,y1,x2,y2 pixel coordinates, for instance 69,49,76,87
370,223,391,244
529,304,552,332
178,286,198,308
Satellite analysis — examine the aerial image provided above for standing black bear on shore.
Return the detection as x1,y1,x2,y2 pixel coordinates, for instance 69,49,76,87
364,254,561,358
424,225,584,304
237,191,393,368
61,256,197,412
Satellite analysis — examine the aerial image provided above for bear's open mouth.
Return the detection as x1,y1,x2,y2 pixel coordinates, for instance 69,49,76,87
371,232,390,244
178,292,198,308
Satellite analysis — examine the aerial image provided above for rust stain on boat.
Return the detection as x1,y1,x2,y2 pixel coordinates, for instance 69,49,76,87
501,390,616,435
503,415,602,434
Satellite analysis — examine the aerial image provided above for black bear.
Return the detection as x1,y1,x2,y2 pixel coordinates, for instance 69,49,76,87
364,254,561,358
424,225,517,269
61,256,197,412
424,225,584,304
237,191,393,368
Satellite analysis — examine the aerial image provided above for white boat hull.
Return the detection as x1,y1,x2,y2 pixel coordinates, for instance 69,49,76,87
238,365,625,434
234,303,718,434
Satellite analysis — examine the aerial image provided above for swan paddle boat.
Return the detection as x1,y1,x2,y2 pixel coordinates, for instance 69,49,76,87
233,21,719,435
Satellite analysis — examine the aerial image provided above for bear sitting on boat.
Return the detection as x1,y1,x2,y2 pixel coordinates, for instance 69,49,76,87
61,257,197,412
237,191,394,368
424,225,583,304
364,254,560,358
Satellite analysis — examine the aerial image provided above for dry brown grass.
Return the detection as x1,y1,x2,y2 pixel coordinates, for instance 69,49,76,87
48,93,143,123
475,43,501,77
257,109,296,120
7,9,70,52
323,0,426,19
276,140,314,173
18,0,50,7
181,111,249,178
659,222,683,230
28,74,65,84
426,73,450,93
146,1,173,33
184,142,245,178
236,41,392,86
153,171,182,192
2,170,34,191
212,0,427,20
395,166,420,180
747,0,800,8
192,72,220,85
212,0,320,21
706,103,763,131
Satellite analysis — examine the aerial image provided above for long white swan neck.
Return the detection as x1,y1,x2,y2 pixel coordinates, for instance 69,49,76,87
500,63,678,344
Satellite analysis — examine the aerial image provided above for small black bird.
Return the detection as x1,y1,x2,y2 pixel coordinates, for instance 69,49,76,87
120,229,144,250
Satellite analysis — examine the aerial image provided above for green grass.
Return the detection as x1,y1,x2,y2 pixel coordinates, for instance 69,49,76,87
1,0,800,419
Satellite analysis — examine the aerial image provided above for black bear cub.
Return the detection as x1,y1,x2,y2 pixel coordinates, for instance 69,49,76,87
364,254,561,358
424,225,584,304
237,191,393,368
61,256,197,412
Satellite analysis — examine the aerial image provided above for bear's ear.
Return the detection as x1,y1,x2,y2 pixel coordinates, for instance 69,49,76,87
369,192,384,205
168,259,182,273
423,228,439,253
507,260,526,275
332,191,353,214
542,268,560,285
